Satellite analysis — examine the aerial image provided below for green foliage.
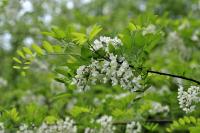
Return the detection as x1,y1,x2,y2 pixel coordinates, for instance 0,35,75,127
1,0,200,132
166,116,200,132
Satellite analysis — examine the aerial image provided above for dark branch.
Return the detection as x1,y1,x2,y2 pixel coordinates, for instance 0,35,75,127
147,70,200,85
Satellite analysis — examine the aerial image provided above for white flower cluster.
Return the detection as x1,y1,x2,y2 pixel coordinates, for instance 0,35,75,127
16,117,77,133
125,121,142,133
191,30,200,42
84,127,95,133
17,123,33,133
142,24,156,36
148,101,169,116
0,77,7,88
96,115,116,133
92,36,122,52
37,117,77,133
72,53,142,92
177,86,200,113
50,79,66,95
1,115,144,133
0,122,4,133
20,90,46,105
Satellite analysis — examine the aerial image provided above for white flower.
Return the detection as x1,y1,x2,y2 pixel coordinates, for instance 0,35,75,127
91,36,122,52
148,101,169,116
0,122,4,133
0,77,7,88
125,121,142,133
72,36,142,92
84,127,95,133
177,86,200,113
96,115,115,133
142,24,156,36
72,53,142,92
191,30,199,41
37,117,77,133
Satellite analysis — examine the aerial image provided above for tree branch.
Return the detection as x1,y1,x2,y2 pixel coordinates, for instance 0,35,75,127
147,70,200,85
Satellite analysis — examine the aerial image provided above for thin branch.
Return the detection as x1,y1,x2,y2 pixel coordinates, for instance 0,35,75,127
147,70,200,85
113,119,172,125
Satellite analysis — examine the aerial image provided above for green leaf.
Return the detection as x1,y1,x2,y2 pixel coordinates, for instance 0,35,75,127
172,121,179,128
184,116,191,124
108,43,115,53
128,22,142,31
54,66,72,76
70,106,90,117
81,44,92,58
44,116,57,124
189,127,200,133
32,44,44,55
13,66,21,69
5,108,20,122
22,66,30,70
166,128,172,132
41,31,56,38
24,62,31,65
190,116,197,124
13,57,22,64
72,32,87,45
179,118,185,125
88,24,102,41
42,41,54,53
52,92,70,102
51,26,65,39
17,50,25,59
22,47,33,55
53,45,63,53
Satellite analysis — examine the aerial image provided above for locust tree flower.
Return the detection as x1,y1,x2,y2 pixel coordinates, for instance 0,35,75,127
37,117,77,133
177,86,200,113
91,36,122,52
148,101,169,116
125,121,142,133
0,122,5,133
142,24,156,36
96,115,115,133
72,54,142,92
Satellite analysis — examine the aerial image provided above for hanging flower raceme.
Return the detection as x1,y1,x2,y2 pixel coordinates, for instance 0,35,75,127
177,86,200,113
72,36,142,92
125,121,142,133
96,115,116,133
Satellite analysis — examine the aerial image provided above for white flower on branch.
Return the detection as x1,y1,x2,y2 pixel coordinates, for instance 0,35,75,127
72,53,142,92
177,86,200,113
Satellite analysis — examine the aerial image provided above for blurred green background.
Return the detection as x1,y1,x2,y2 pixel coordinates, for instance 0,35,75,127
1,0,200,132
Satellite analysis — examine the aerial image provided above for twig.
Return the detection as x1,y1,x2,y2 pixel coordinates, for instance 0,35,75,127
147,70,200,85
